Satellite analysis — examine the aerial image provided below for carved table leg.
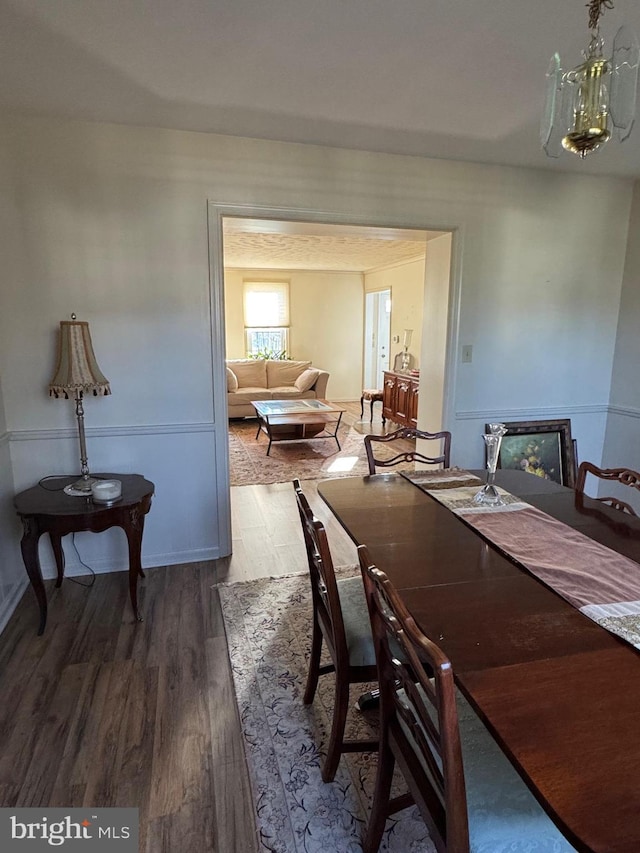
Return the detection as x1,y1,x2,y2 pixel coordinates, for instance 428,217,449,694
20,517,47,635
49,533,65,587
124,507,145,622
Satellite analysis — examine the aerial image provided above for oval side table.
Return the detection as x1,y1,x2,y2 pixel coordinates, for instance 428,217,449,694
14,473,154,635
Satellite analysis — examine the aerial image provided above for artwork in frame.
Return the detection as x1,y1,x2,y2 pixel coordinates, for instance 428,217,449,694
490,419,577,488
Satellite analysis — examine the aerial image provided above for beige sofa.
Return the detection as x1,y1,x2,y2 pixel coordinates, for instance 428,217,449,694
226,359,330,418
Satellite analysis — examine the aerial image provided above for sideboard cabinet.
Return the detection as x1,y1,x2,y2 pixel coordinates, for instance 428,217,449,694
382,371,419,428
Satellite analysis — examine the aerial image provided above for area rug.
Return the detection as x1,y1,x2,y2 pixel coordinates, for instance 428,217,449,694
218,571,433,853
228,416,374,486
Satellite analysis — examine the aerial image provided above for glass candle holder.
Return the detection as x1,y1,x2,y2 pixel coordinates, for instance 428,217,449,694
474,423,508,506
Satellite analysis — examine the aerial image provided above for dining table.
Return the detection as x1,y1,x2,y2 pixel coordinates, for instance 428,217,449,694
317,468,640,853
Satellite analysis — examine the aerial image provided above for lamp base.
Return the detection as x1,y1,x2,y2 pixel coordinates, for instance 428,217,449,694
64,475,101,496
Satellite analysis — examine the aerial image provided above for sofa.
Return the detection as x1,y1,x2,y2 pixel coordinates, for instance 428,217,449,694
226,359,330,418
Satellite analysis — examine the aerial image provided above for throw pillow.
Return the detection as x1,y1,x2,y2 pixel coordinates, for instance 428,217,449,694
226,367,238,392
294,368,320,392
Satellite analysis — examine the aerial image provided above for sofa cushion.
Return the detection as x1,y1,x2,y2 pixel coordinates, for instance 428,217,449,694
229,359,267,388
226,367,239,392
294,367,320,392
266,360,311,388
268,387,316,400
227,388,272,406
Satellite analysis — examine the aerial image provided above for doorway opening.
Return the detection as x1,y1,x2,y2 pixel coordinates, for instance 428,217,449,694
363,289,391,390
218,214,454,492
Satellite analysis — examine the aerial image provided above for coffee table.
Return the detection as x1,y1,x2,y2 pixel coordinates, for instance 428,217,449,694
251,399,346,456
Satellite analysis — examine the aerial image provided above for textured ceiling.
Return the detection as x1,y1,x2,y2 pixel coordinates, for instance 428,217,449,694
2,0,640,178
222,219,436,271
223,233,428,271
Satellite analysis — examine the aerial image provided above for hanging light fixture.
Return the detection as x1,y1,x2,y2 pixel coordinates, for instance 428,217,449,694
541,0,639,159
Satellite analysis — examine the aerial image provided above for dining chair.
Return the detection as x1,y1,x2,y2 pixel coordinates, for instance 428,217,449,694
575,460,640,516
293,479,378,782
357,543,577,853
364,427,451,475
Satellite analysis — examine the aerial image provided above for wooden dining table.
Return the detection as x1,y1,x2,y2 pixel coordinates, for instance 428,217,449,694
317,469,640,853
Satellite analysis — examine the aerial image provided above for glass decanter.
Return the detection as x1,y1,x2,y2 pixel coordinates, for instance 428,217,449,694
474,423,508,506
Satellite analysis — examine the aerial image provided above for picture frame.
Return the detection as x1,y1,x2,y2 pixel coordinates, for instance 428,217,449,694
489,419,577,488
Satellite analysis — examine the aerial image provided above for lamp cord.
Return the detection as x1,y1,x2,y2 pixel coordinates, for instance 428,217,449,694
68,533,97,587
34,476,98,586
38,474,108,491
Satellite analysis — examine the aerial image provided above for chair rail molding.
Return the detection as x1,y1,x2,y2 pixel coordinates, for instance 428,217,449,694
608,404,640,419
455,404,608,420
9,422,216,441
0,430,9,449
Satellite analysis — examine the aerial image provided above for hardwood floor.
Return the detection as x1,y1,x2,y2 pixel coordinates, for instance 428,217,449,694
0,410,375,850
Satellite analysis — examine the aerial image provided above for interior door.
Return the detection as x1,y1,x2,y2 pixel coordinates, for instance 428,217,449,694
364,289,391,389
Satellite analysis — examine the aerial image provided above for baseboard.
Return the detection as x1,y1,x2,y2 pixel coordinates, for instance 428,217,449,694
38,546,223,580
0,578,28,636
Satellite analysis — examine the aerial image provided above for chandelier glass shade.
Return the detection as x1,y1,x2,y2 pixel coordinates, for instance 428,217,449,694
541,1,640,159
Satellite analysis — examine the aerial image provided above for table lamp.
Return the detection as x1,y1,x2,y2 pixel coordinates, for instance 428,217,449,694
49,316,111,493
401,329,413,372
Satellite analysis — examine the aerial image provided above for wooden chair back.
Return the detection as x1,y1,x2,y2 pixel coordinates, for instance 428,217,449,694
358,544,469,853
364,427,451,474
575,461,640,516
293,479,349,664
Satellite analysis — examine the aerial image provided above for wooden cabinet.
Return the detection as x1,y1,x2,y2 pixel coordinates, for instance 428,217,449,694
382,371,419,428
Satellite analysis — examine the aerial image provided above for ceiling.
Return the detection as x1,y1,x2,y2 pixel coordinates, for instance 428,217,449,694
223,218,440,270
1,0,640,178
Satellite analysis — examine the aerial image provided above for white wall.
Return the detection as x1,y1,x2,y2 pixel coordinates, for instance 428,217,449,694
0,134,29,631
365,257,425,369
0,113,633,590
420,233,452,433
0,374,25,634
603,180,640,510
224,268,364,399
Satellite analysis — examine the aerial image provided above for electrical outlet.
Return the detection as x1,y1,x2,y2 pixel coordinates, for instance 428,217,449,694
462,345,473,363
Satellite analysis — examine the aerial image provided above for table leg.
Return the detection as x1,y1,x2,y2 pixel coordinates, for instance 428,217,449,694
49,533,65,587
360,395,364,419
124,509,145,623
20,518,47,636
334,412,343,451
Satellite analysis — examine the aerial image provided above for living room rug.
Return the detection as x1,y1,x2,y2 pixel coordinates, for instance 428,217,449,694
218,571,433,853
228,415,374,486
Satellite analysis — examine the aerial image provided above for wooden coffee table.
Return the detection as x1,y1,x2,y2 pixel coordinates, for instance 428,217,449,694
252,399,346,456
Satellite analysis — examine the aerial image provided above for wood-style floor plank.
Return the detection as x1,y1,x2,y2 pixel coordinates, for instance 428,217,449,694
0,400,379,851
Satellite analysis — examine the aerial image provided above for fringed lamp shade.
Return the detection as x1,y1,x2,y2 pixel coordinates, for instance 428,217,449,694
48,319,111,493
49,321,111,399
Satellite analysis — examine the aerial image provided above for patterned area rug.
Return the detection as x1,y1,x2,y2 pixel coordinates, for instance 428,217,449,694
228,416,374,486
219,571,433,853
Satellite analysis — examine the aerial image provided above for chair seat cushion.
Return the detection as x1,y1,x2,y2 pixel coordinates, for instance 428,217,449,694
396,686,576,851
362,389,383,400
336,576,377,668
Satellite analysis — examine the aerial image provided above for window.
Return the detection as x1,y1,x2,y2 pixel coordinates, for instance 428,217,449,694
243,281,290,356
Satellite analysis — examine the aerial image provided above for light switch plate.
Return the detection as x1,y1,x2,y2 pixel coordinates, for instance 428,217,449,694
462,345,473,363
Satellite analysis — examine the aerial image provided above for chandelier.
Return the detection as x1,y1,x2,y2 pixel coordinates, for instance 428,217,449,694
541,0,639,158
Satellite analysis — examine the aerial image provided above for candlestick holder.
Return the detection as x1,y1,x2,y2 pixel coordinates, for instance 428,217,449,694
474,423,508,506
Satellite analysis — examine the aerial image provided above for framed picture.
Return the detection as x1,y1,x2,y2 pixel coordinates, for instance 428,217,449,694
490,419,576,488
